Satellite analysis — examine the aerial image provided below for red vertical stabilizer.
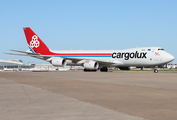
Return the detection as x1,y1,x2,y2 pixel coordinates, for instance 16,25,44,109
23,27,50,54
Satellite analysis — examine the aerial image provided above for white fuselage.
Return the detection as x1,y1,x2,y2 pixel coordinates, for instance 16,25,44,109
50,47,174,67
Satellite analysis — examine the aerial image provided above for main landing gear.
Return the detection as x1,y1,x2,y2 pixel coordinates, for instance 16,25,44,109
100,67,108,72
83,67,108,72
84,69,97,72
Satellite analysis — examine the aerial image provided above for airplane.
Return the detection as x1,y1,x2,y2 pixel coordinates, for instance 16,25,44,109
5,27,175,73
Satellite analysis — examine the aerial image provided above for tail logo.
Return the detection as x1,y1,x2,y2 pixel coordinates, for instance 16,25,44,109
30,35,40,48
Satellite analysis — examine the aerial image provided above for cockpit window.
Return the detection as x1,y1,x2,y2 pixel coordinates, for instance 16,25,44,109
158,48,164,51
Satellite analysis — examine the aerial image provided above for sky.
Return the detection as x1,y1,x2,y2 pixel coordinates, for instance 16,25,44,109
0,0,177,64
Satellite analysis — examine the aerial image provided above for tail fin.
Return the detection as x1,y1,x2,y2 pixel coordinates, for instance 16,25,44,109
23,27,50,54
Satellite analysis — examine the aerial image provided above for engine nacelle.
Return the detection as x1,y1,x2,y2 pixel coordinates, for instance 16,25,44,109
50,58,67,67
83,60,99,70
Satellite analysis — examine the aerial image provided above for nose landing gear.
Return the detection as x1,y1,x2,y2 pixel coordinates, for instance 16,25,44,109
154,69,158,73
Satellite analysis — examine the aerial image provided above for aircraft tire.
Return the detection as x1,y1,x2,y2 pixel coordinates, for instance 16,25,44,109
100,67,108,72
154,69,158,73
84,69,97,72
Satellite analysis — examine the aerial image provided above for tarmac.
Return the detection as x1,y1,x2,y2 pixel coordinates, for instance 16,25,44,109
0,71,177,120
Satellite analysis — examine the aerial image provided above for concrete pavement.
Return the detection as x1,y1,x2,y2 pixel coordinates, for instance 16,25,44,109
0,75,145,120
1,71,177,120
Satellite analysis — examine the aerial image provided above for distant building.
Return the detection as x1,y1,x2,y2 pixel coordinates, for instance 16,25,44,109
0,59,35,70
167,63,177,69
0,59,23,66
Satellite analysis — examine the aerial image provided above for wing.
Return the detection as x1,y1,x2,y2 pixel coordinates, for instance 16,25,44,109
5,49,123,67
74,58,123,66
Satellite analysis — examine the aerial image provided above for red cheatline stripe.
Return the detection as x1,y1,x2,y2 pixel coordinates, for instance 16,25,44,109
50,53,112,55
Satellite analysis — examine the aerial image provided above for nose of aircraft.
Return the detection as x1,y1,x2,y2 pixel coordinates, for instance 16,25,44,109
166,53,175,62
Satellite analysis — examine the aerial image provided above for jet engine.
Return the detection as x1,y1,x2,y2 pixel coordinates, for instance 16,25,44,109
83,60,99,70
50,58,67,67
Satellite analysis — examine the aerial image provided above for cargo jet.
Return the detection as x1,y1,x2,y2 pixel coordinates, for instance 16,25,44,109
6,27,174,73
